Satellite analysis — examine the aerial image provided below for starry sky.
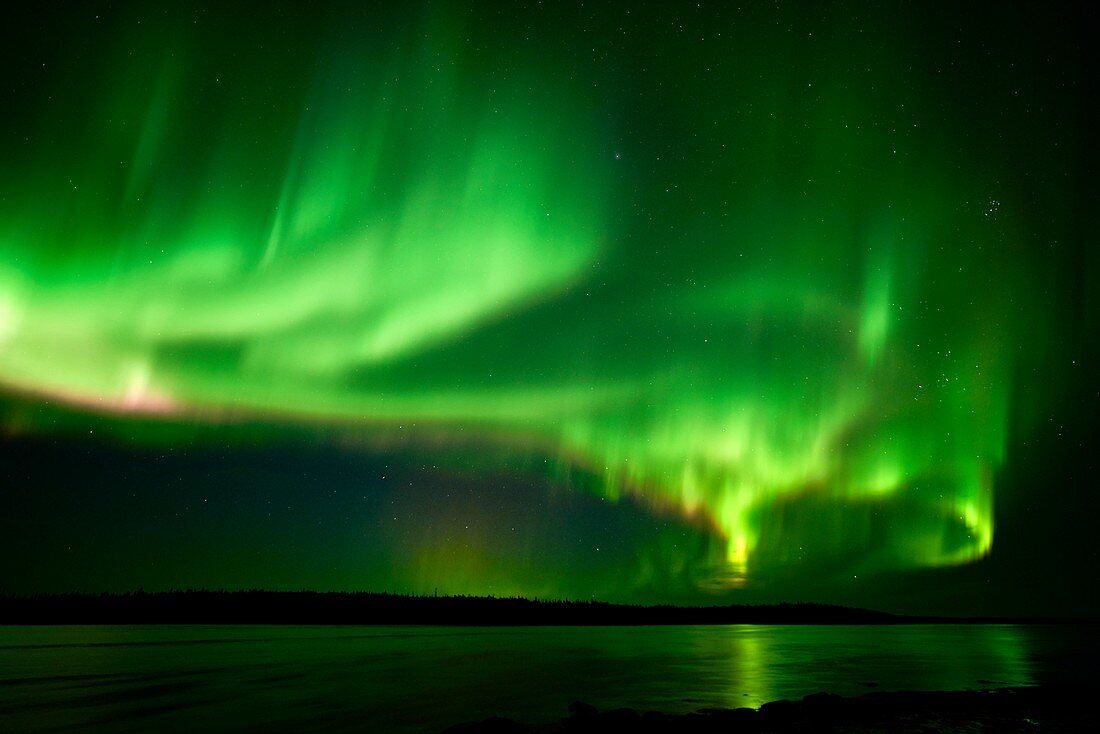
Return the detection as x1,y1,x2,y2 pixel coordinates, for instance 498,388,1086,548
0,2,1095,616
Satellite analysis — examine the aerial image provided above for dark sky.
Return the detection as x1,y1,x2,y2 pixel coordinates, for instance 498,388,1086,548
0,1,1095,616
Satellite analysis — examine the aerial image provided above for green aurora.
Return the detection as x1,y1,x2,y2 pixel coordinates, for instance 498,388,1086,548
0,3,1090,603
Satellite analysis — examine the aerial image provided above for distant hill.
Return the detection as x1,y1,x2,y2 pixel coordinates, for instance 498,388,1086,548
0,590,1061,625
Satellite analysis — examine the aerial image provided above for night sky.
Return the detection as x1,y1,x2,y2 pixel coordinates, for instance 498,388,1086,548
0,2,1095,617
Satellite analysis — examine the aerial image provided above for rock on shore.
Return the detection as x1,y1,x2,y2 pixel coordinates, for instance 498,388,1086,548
442,686,1095,733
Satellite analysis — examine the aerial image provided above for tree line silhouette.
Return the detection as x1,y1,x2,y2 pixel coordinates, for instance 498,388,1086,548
0,590,956,625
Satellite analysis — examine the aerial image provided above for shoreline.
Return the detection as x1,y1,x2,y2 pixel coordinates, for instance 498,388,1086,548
3,591,1094,626
443,685,1097,732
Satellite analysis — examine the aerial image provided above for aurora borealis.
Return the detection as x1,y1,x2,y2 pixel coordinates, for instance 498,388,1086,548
0,2,1094,614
